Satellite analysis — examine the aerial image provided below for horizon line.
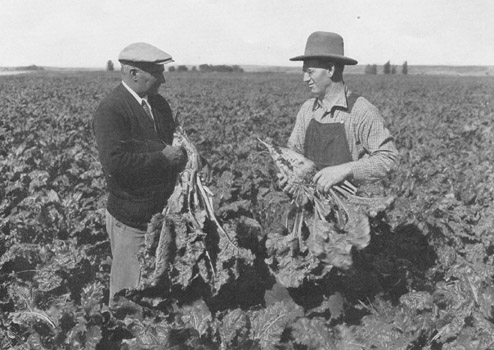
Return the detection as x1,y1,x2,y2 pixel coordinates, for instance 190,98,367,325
2,63,494,70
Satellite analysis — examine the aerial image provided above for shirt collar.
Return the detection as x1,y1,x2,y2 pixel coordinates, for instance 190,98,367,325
122,81,148,105
312,83,349,113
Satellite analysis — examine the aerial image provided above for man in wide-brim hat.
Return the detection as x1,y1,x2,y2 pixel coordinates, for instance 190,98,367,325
279,31,399,195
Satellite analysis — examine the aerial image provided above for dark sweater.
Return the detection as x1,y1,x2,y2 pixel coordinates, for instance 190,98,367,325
92,84,177,229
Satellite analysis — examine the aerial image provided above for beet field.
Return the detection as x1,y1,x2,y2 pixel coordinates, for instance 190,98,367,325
1,71,494,350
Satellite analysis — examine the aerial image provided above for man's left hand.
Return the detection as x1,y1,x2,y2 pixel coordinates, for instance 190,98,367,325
313,163,353,194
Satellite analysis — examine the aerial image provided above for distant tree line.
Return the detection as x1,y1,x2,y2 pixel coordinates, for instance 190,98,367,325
364,61,408,75
364,64,378,75
199,64,244,73
104,60,242,74
167,64,244,73
1,65,45,72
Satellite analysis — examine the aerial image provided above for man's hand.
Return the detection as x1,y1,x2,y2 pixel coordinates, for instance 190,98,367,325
162,145,188,171
313,163,353,194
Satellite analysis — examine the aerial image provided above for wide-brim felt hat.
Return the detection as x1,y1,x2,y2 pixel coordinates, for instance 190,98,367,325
290,32,358,65
118,42,174,65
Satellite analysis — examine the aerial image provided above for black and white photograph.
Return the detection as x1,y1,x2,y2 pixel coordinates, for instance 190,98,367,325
1,0,493,349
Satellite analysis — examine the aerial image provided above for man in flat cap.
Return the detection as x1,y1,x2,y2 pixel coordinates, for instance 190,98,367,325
280,31,399,195
92,42,188,303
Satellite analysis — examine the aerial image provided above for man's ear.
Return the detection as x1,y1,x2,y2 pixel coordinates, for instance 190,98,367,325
129,67,139,80
327,65,335,78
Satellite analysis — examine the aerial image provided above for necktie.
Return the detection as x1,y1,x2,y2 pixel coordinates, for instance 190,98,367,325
142,100,158,132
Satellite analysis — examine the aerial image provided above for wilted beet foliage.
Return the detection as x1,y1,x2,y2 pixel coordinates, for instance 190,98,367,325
1,71,494,349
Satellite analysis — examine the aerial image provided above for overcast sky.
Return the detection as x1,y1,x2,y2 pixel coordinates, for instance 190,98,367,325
2,0,493,68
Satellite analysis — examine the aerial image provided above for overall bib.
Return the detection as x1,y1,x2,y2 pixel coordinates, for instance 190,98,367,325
303,93,359,169
304,120,352,168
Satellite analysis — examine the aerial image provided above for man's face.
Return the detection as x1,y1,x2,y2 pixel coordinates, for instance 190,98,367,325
302,60,333,99
133,64,166,96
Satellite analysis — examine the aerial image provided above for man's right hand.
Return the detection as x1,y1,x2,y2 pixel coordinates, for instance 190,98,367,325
162,145,188,170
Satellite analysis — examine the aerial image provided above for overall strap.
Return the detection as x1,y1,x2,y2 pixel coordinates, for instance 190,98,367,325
304,120,352,170
346,92,360,113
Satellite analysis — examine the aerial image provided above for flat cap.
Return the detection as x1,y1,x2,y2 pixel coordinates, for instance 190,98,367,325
118,42,174,65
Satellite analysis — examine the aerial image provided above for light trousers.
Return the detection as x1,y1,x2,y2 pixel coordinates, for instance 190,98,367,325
105,210,145,302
